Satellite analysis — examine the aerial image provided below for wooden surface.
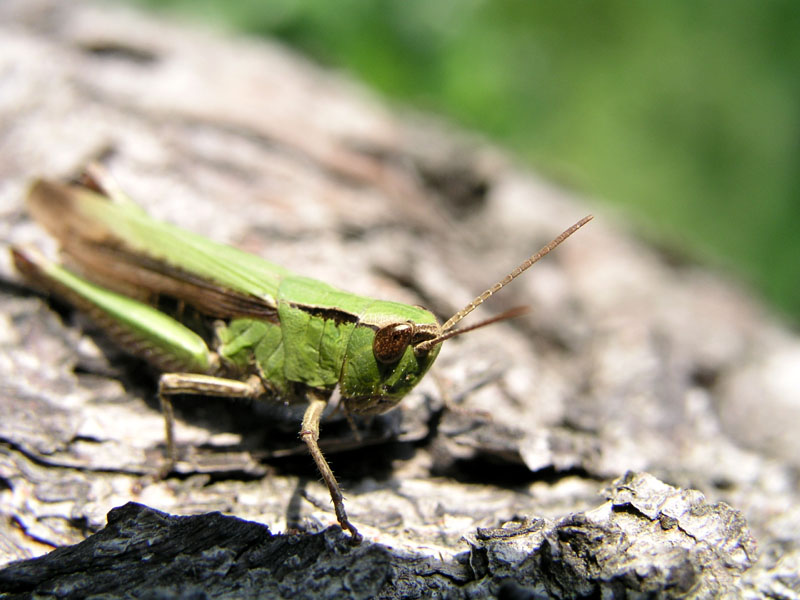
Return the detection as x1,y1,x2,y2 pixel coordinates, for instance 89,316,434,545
1,0,798,597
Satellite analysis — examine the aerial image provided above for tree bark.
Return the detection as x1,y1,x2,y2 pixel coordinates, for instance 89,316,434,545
0,0,797,597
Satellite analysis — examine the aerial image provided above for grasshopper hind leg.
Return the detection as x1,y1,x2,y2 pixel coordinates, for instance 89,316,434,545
9,248,266,474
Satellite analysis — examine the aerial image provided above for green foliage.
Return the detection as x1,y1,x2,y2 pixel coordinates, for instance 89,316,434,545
127,0,800,323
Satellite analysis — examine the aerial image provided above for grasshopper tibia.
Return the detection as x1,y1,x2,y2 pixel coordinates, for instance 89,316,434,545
301,393,362,542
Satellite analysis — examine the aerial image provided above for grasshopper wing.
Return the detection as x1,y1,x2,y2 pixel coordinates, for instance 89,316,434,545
27,178,287,319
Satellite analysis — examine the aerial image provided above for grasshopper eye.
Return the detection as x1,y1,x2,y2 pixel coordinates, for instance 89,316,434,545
373,323,414,364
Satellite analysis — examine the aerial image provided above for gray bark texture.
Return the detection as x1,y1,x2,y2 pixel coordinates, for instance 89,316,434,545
0,1,797,598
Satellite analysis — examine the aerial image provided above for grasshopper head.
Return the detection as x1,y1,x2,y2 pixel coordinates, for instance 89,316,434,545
339,303,443,416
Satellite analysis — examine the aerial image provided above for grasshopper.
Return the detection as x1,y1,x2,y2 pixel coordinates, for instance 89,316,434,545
11,164,592,541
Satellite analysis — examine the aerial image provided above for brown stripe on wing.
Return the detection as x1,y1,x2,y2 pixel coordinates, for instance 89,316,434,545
61,240,278,321
27,178,277,322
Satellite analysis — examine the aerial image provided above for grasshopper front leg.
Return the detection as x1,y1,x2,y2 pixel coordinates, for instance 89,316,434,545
160,375,361,540
301,393,362,542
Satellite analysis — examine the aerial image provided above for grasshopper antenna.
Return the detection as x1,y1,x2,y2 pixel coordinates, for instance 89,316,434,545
414,306,530,353
415,215,592,353
442,215,593,331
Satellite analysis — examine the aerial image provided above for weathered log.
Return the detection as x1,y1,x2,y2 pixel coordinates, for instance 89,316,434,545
0,474,759,598
1,0,798,597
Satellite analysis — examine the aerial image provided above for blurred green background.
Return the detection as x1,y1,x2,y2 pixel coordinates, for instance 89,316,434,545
126,0,800,324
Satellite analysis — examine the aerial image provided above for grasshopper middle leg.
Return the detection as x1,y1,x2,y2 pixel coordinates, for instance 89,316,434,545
157,372,265,472
158,374,362,541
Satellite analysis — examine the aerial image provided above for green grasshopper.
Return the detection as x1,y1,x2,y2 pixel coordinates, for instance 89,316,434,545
11,164,592,541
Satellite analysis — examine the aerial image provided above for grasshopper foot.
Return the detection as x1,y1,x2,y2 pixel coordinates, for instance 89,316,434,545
337,510,363,543
155,456,176,481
